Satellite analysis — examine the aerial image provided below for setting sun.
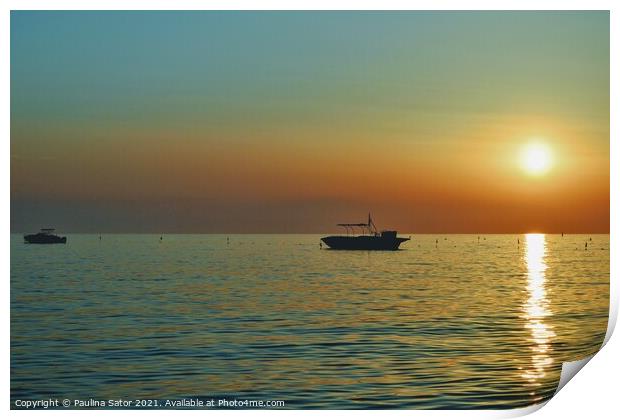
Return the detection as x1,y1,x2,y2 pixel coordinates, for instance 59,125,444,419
520,143,553,176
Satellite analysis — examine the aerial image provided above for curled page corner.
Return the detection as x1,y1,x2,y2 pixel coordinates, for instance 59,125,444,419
550,294,616,398
500,353,598,419
554,354,596,396
505,284,616,416
602,289,618,347
498,353,599,418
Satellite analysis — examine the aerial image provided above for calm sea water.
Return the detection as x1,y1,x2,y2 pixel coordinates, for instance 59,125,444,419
11,234,609,409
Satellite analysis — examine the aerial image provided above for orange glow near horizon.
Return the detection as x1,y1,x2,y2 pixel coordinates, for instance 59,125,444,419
10,116,610,233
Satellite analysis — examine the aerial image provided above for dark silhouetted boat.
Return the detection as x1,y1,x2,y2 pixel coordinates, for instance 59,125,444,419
24,228,67,244
321,214,409,250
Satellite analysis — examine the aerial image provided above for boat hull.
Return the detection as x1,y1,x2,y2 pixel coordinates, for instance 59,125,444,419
24,234,67,244
321,235,409,250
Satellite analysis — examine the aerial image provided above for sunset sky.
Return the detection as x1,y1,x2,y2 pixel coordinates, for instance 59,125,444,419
11,11,609,233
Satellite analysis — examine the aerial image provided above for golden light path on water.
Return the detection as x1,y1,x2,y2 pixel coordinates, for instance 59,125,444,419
522,233,556,386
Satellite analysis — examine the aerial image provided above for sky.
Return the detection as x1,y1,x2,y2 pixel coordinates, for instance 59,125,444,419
10,11,609,233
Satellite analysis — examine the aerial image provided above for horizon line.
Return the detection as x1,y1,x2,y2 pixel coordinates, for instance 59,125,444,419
10,231,611,235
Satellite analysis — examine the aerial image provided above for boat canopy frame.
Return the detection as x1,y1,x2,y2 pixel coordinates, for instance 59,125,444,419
337,214,379,236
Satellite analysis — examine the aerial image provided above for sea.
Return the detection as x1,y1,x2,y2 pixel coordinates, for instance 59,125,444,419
10,233,609,409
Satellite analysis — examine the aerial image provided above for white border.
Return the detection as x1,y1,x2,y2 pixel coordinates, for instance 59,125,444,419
4,2,617,419
2,0,619,10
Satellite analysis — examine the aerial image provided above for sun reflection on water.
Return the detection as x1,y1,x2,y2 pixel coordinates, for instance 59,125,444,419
522,233,555,385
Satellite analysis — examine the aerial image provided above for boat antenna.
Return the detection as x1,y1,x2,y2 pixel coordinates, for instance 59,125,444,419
368,213,378,235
